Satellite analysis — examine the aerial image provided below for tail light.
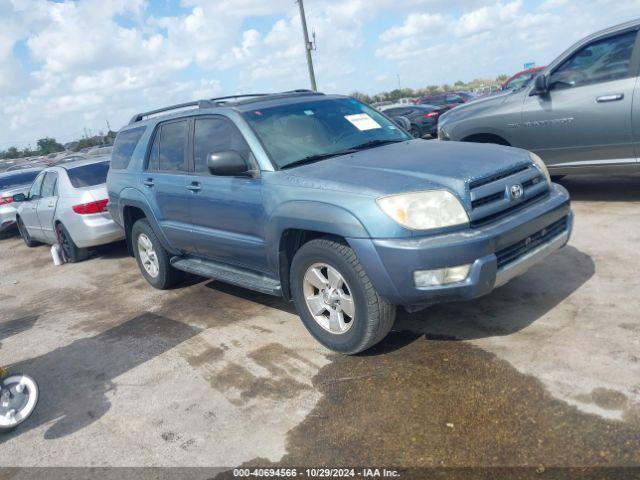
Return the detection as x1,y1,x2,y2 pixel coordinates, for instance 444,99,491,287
424,112,440,119
72,199,109,215
0,196,13,206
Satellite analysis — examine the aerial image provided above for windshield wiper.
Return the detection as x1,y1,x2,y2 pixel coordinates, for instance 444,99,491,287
281,139,404,170
281,149,358,169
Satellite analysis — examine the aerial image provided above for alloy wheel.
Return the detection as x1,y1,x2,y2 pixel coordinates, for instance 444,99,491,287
302,262,355,335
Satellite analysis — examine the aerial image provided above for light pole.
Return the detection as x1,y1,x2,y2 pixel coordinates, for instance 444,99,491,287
296,0,317,91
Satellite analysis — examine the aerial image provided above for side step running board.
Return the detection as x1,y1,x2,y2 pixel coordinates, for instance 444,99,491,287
170,256,282,297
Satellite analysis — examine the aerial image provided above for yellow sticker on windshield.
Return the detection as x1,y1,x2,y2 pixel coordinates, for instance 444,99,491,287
345,113,382,131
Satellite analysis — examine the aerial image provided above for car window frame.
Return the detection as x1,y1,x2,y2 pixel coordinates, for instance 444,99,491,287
40,171,58,198
548,28,640,91
144,118,190,175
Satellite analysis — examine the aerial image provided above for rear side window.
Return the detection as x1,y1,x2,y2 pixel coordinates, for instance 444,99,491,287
0,171,40,190
111,127,146,170
67,162,110,188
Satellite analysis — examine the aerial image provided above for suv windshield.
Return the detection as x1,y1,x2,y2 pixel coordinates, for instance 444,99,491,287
242,98,411,169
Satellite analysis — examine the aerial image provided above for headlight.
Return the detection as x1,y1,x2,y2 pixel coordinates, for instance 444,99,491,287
529,152,551,184
376,190,469,230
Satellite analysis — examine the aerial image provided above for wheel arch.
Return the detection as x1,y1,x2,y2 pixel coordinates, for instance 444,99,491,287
460,133,511,146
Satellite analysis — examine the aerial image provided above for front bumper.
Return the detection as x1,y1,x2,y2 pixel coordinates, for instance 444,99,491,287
0,204,18,232
348,184,572,306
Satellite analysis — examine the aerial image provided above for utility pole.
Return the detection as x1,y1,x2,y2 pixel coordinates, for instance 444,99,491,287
296,0,317,91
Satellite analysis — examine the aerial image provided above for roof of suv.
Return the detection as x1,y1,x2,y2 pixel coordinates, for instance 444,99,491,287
126,90,341,127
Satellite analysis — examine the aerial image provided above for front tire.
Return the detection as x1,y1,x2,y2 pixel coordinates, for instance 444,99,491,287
17,217,40,248
131,219,183,289
290,238,396,354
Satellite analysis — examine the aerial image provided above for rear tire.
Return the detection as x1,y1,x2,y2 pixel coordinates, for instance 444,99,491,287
17,217,40,248
55,223,89,263
131,219,184,289
290,238,396,355
410,125,421,138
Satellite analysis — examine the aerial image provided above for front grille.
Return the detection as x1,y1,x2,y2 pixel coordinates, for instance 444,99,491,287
496,216,568,269
468,163,550,227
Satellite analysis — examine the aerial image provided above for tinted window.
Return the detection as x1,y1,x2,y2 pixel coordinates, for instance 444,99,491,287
550,31,637,89
147,129,160,171
41,172,58,197
446,94,464,103
422,95,444,105
158,121,188,172
384,108,403,116
111,126,146,169
29,174,45,199
194,118,251,174
67,162,110,188
0,171,40,190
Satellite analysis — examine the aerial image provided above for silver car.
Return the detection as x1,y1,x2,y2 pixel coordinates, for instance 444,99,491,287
0,168,42,238
13,158,124,262
438,19,640,176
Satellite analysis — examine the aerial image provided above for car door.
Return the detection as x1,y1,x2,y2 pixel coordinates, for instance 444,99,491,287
20,172,45,240
518,29,639,170
187,116,268,272
143,119,194,253
36,171,59,243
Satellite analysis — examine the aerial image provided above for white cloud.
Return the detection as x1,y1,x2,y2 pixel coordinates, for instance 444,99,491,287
1,0,639,148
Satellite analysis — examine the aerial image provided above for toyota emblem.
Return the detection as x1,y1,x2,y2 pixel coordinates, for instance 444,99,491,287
510,184,524,199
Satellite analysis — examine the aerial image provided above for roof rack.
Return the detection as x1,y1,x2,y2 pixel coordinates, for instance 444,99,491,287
128,90,321,124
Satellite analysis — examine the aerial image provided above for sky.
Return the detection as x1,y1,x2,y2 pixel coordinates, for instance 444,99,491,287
0,0,638,149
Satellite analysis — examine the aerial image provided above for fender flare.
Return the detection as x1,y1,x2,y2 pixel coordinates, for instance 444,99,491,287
117,188,180,256
264,200,370,274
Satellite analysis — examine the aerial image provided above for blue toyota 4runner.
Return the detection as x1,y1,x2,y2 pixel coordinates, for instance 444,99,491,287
107,91,573,354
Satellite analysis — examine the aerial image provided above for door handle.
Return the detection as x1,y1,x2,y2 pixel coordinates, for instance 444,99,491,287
143,179,154,187
48,202,54,208
186,183,202,192
596,94,623,103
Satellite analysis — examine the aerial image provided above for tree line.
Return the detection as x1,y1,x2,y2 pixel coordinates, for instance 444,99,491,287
0,131,117,160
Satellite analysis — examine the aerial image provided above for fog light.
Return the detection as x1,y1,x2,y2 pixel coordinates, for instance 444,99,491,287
413,264,471,287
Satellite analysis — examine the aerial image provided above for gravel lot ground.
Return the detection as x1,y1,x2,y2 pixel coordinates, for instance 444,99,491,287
0,175,639,470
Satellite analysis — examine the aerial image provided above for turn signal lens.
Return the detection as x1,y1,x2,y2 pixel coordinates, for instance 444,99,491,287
0,196,13,206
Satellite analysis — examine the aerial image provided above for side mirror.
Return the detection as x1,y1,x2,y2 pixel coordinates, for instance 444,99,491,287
529,74,549,96
207,150,249,176
393,116,411,131
12,193,27,202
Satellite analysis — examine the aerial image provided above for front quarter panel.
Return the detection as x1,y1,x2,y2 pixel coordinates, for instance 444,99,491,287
440,91,526,143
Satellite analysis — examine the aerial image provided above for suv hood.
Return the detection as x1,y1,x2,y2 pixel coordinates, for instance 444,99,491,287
279,139,532,202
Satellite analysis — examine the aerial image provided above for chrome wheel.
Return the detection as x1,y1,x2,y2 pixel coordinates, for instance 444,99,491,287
137,233,159,278
303,262,355,335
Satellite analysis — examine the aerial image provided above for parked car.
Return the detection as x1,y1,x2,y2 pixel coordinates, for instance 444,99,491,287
13,158,124,262
501,66,546,91
107,91,572,354
381,104,447,137
439,19,640,176
414,92,468,110
86,146,113,158
0,168,42,238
